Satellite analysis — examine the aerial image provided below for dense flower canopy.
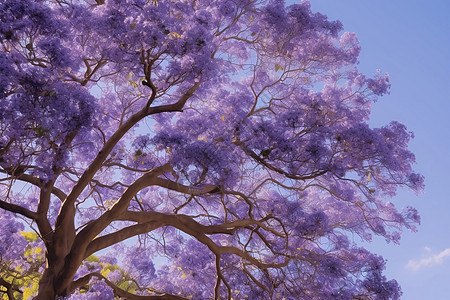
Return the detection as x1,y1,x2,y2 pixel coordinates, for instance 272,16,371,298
0,0,423,299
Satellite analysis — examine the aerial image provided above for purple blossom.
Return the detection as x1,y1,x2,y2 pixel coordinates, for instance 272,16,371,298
367,71,391,96
106,270,122,282
0,0,422,299
219,0,236,17
0,211,26,261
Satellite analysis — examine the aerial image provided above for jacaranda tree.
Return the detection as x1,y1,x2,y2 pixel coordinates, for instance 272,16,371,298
0,0,423,299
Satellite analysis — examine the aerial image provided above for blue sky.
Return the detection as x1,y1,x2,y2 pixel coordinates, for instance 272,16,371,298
308,1,450,299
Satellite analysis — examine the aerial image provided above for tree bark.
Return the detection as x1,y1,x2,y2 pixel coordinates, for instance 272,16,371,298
34,269,57,300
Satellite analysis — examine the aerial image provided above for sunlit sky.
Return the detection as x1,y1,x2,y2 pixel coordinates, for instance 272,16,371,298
308,1,450,299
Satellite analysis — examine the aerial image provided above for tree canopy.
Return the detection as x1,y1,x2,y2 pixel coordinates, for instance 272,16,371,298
0,0,423,299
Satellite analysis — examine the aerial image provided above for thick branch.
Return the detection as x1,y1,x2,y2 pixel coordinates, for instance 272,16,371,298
81,59,107,86
78,212,287,298
85,221,165,258
55,109,148,232
85,210,270,257
53,79,200,295
145,80,201,115
0,199,37,219
80,172,219,257
120,211,289,270
56,164,171,293
76,164,171,243
0,278,16,300
70,273,186,300
120,211,285,237
15,173,66,201
36,180,57,244
56,80,201,238
153,177,219,196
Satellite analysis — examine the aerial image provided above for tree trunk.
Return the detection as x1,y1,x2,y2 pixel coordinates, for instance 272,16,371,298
34,232,77,299
34,261,74,299
34,268,57,300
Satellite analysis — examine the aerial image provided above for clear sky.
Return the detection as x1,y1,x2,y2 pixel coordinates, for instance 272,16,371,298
308,1,450,299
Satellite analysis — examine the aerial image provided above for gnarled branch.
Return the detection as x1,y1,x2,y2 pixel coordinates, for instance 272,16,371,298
70,272,186,300
0,199,37,220
0,278,16,300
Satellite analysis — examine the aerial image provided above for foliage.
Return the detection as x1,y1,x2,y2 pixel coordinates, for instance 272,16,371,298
0,0,423,299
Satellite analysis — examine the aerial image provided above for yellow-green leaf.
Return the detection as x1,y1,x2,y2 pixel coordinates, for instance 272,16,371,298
169,32,181,39
127,71,133,80
85,255,99,263
20,231,39,242
30,281,39,296
105,199,117,208
275,63,283,72
101,268,110,277
23,287,33,300
24,249,33,258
